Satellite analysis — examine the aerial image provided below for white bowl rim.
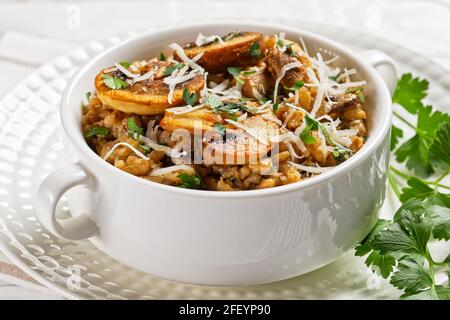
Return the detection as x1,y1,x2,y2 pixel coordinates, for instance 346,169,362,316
60,20,392,199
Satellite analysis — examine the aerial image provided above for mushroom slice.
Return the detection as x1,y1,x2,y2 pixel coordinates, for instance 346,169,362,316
176,32,265,73
242,63,273,100
203,116,279,166
160,108,222,133
265,39,311,88
95,69,204,115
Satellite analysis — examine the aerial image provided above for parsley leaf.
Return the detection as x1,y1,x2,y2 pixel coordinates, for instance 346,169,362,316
85,91,92,102
390,125,403,151
286,80,304,91
300,115,319,145
241,70,257,77
400,177,450,206
103,74,129,90
371,223,422,255
141,144,151,155
276,39,284,49
127,117,144,136
205,94,222,109
84,127,110,138
392,73,429,114
223,31,243,41
300,128,316,145
178,173,202,189
390,258,433,294
248,42,261,58
430,123,450,169
332,146,352,163
119,61,131,68
426,204,450,241
393,199,431,255
159,52,166,61
163,63,184,77
395,105,450,176
227,67,244,84
355,219,396,278
365,250,397,279
182,88,197,106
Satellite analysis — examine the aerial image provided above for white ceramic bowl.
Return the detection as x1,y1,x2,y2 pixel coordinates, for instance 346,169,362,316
35,22,396,285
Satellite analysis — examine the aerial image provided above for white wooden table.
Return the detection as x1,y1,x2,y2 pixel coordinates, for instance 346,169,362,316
0,0,449,299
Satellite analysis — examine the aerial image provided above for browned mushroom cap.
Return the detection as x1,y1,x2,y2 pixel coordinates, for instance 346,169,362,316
160,108,222,133
265,38,312,88
203,116,279,165
175,32,265,73
95,69,204,116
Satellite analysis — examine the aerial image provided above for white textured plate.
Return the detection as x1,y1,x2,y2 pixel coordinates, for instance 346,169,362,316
0,21,449,300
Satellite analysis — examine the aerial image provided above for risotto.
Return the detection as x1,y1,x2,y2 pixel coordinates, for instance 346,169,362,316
82,31,368,191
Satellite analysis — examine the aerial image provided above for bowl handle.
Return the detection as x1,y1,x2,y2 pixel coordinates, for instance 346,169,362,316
35,162,99,240
363,49,397,93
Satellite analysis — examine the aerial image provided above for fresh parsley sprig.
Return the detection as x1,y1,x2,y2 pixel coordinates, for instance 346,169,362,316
182,88,197,106
84,126,110,138
103,74,129,90
127,117,144,137
355,73,450,300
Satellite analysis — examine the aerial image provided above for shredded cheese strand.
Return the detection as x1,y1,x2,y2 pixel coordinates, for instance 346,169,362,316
273,61,301,104
102,142,149,161
169,43,205,74
150,165,195,176
288,161,333,174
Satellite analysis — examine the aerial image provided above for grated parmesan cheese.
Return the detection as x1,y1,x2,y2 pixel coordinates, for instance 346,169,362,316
169,43,205,74
150,165,195,176
273,61,302,104
288,161,333,174
102,142,149,161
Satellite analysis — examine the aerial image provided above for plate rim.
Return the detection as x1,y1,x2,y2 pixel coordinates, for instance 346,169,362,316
0,20,447,300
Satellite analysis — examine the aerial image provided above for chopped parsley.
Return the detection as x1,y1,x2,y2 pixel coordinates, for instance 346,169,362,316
227,67,244,84
276,39,285,49
205,94,222,109
346,86,365,103
178,173,202,189
141,144,151,155
182,88,197,106
85,91,91,102
84,127,110,138
127,117,144,137
163,63,184,77
332,146,352,163
119,61,131,68
241,70,257,77
300,115,319,145
222,31,243,42
329,74,339,81
286,80,304,91
248,42,261,58
159,52,166,61
212,101,256,116
103,74,129,90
